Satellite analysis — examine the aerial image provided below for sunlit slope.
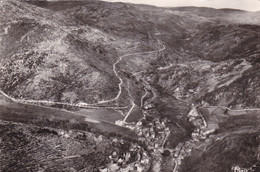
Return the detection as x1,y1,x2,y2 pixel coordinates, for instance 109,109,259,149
0,0,259,108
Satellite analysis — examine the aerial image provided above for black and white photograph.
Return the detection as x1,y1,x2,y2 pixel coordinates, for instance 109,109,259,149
0,0,260,171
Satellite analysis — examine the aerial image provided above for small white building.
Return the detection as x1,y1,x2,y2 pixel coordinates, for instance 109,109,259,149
232,166,248,172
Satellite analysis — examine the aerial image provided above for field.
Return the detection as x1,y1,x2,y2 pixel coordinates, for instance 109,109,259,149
77,109,123,123
0,95,136,138
125,107,144,123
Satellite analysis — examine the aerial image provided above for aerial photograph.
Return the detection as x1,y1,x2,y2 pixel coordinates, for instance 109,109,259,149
0,0,259,171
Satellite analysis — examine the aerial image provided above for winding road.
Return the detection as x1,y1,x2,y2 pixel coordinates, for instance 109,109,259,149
140,88,148,108
0,38,166,117
95,39,165,105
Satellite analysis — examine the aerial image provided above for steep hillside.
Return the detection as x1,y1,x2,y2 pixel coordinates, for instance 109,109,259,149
0,1,260,171
1,0,259,108
0,0,128,104
179,107,260,172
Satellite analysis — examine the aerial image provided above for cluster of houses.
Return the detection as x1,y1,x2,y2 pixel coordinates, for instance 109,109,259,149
100,118,170,172
100,143,150,172
188,107,207,140
110,117,171,171
112,106,222,172
188,106,219,140
134,118,170,152
99,135,151,171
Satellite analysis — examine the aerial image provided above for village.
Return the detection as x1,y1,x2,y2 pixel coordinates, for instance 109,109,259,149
102,114,171,171
99,139,151,172
100,104,260,172
109,104,218,172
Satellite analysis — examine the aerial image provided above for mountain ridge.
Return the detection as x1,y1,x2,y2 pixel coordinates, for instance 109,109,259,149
0,1,260,171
